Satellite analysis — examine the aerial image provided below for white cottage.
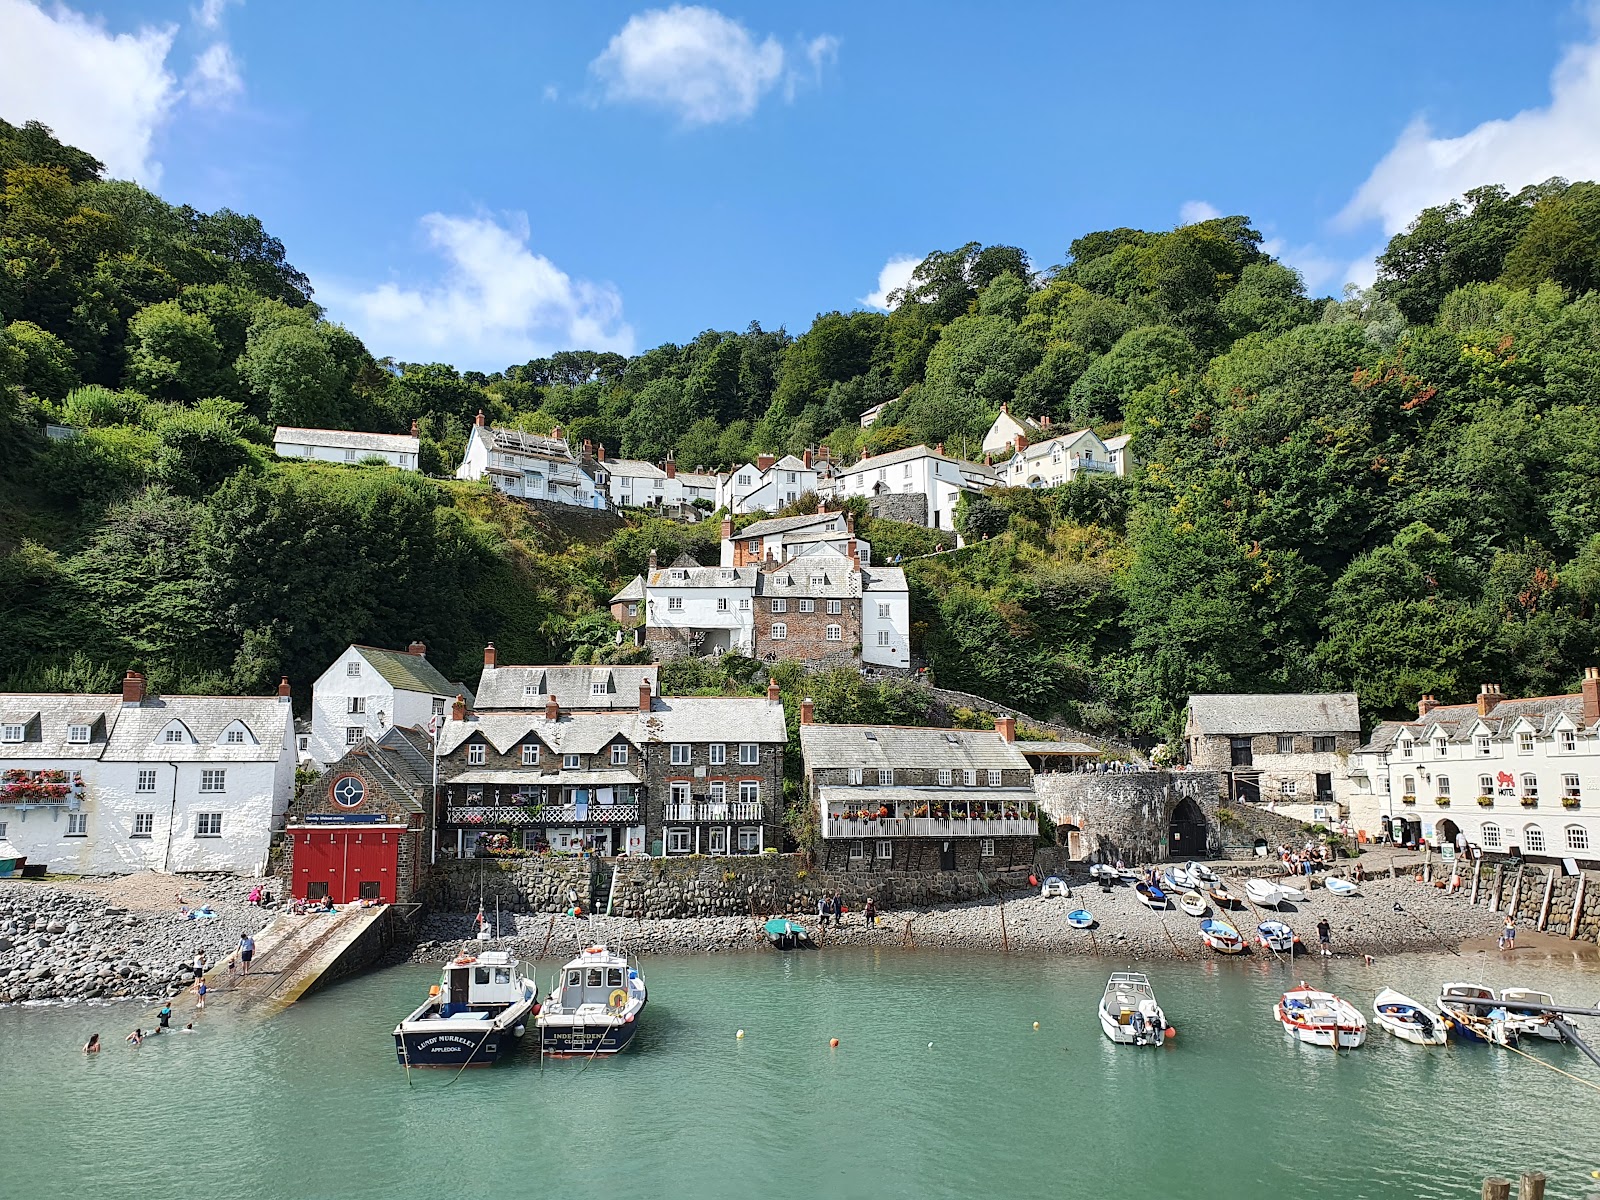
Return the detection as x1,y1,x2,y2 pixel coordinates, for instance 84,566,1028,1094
0,672,296,876
307,643,469,769
273,425,421,470
820,444,997,532
455,414,607,509
718,453,820,515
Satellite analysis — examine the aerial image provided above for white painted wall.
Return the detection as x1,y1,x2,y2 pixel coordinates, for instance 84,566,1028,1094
861,587,911,668
308,646,449,768
273,439,418,470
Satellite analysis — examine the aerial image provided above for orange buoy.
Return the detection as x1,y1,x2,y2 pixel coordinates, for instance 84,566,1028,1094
1029,874,1039,887
829,1038,839,1048
1164,1027,1177,1040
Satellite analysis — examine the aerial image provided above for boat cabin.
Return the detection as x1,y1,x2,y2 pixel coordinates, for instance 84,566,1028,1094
550,947,631,1013
441,951,525,1014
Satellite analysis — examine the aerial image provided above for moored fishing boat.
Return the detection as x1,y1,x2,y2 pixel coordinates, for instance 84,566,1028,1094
1135,881,1168,911
1499,988,1565,1042
1178,891,1208,918
1438,982,1517,1046
537,944,647,1056
1066,908,1094,929
1161,869,1189,894
1088,863,1121,884
1199,918,1247,954
1099,971,1169,1046
1274,985,1367,1048
1245,878,1286,908
1372,988,1448,1046
1255,920,1296,953
393,948,539,1068
764,918,807,949
1040,876,1070,899
1276,882,1307,903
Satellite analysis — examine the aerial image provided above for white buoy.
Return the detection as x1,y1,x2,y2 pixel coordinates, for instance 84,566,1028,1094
928,1041,934,1049
1033,1021,1040,1029
736,1029,745,1039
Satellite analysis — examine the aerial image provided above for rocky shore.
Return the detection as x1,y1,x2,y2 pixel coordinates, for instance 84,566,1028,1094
0,874,281,1005
412,864,1510,966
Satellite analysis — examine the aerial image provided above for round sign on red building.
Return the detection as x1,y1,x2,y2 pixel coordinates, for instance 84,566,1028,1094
330,774,366,808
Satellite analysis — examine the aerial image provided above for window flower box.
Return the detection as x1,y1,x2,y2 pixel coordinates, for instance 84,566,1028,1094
1434,798,1450,807
1520,797,1537,808
1477,796,1494,807
1401,795,1416,806
1562,797,1581,809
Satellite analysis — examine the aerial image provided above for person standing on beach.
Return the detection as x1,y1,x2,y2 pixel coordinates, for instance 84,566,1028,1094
816,893,828,927
238,932,255,976
1316,918,1332,957
193,949,207,979
1499,916,1516,951
194,977,207,1009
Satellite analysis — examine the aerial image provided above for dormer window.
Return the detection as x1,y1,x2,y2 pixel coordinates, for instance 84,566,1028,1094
226,730,244,744
1,724,23,743
67,724,91,744
467,743,485,766
523,684,539,696
1434,738,1447,757
670,569,687,581
1517,731,1534,754
1399,738,1412,758
522,744,539,765
1476,735,1492,756
1560,729,1577,752
591,682,607,696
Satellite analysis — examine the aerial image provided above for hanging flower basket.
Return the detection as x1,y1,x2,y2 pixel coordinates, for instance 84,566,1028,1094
1400,796,1417,806
1520,797,1537,808
1477,796,1494,807
1562,797,1581,809
1434,798,1450,807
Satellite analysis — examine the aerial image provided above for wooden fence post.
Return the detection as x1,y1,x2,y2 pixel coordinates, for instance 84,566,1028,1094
1569,873,1587,942
1537,868,1557,932
1482,1177,1510,1200
1509,865,1526,918
1471,860,1482,905
1490,865,1504,912
1518,1171,1546,1200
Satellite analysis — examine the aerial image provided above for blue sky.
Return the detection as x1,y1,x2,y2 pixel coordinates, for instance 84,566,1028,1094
5,1,1600,370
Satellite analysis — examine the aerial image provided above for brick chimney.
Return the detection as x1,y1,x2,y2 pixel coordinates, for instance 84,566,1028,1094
121,670,145,706
639,678,653,713
995,715,1016,743
847,538,859,570
721,515,733,541
545,695,560,722
407,640,426,657
664,451,676,480
767,677,781,703
451,694,467,721
757,454,776,472
1417,694,1439,720
1014,434,1028,453
803,448,813,469
1476,683,1503,717
818,446,830,463
800,697,814,725
935,442,944,456
410,418,419,437
1000,402,1009,415
648,549,658,572
552,425,561,441
474,410,485,427
1040,414,1052,430
582,437,593,459
845,512,855,534
483,642,496,669
1584,667,1600,726
278,676,291,702
597,443,606,461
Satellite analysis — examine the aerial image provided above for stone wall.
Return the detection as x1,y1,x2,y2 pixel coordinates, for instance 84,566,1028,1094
421,857,596,913
865,493,927,526
1471,861,1600,941
1034,769,1312,864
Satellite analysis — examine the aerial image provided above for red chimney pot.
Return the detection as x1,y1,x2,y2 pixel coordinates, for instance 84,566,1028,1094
121,670,146,706
483,643,497,669
800,697,814,725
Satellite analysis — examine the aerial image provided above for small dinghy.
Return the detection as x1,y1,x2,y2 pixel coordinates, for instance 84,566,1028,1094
1438,982,1517,1046
1088,864,1120,884
1275,985,1367,1048
1199,918,1247,954
1208,883,1243,910
1135,881,1168,911
1245,879,1287,909
764,918,807,949
1373,988,1448,1046
1178,891,1208,918
1500,988,1569,1042
1256,920,1297,953
1184,861,1219,885
1276,882,1307,903
1066,908,1094,929
1117,868,1141,883
1324,877,1359,898
1040,876,1071,899
1099,972,1169,1046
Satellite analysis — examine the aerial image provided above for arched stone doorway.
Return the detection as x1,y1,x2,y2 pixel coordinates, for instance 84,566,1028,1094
1435,817,1461,850
1167,798,1209,861
1057,822,1083,859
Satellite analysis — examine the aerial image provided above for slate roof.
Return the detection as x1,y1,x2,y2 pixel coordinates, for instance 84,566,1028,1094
316,727,432,813
0,695,123,759
473,665,660,712
274,427,420,455
355,646,459,697
638,696,788,744
737,512,850,541
605,458,667,480
839,444,997,481
104,696,292,762
861,566,906,593
1104,434,1132,453
799,724,1030,772
1014,740,1102,756
758,561,859,598
1358,693,1593,753
439,695,786,755
610,575,646,603
646,565,760,589
1186,693,1360,737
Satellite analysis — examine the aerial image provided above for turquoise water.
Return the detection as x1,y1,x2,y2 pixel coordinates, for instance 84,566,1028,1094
4,947,1599,1200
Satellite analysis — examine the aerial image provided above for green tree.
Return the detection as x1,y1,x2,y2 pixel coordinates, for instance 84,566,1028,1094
122,301,222,402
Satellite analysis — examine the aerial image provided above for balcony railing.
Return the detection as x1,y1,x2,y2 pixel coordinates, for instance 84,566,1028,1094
663,801,764,822
824,816,1038,839
448,804,639,826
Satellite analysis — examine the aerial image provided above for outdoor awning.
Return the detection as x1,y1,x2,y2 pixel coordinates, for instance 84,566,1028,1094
444,769,640,787
818,785,1032,807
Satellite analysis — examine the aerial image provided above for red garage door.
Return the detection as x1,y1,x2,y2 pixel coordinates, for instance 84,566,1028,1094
291,827,401,904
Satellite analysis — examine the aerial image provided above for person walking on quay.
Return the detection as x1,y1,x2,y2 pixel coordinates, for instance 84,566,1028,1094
1316,917,1332,957
1499,915,1516,951
83,1033,100,1054
238,932,256,976
833,892,845,928
193,949,207,979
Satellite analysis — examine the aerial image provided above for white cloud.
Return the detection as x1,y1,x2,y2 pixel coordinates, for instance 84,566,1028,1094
193,0,237,32
1259,236,1346,294
329,212,635,369
1178,199,1222,225
590,5,835,126
188,41,242,105
1340,20,1600,234
861,255,920,311
0,0,178,184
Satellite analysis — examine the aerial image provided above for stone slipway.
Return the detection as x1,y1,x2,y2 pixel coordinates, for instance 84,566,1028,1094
202,907,392,1015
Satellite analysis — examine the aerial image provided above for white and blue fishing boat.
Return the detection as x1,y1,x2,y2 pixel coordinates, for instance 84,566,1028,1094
764,918,807,949
393,948,538,1068
1161,867,1192,894
536,944,648,1056
1184,861,1219,885
1373,988,1448,1046
1066,908,1094,929
1256,920,1297,953
1099,972,1169,1046
1438,982,1517,1046
1135,881,1168,911
1500,988,1569,1042
1178,891,1208,918
1324,877,1359,898
1245,878,1287,909
1199,918,1247,954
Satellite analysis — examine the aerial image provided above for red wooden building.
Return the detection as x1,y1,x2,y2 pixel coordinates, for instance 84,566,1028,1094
287,727,433,905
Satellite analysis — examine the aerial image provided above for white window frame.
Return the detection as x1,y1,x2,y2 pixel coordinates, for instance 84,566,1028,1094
877,602,890,618
938,768,953,787
669,781,690,805
738,828,761,853
0,723,22,743
1518,731,1535,754
826,625,842,642
738,743,759,766
163,728,185,744
849,839,865,861
225,729,245,745
717,597,729,612
1438,775,1451,796
1276,735,1294,754
877,768,893,786
770,599,786,614
770,623,787,640
66,812,89,837
523,744,539,766
987,769,1002,787
707,827,727,854
563,753,581,770
1521,774,1538,798
670,743,691,766
1281,779,1299,796
347,696,365,714
611,744,628,765
739,598,750,611
709,743,726,766
668,596,683,611
876,630,890,647
132,812,154,838
1481,823,1502,849
347,661,361,677
136,769,157,792
1476,735,1492,756
346,727,363,746
708,780,726,803
1524,826,1546,853
1560,729,1577,753
666,828,691,854
979,838,995,858
199,768,226,793
738,780,760,805
827,599,842,615
591,681,607,697
848,767,864,786
876,839,893,861
467,743,485,766
799,599,814,613
67,724,91,744
1567,825,1590,852
1563,773,1581,798
195,812,223,838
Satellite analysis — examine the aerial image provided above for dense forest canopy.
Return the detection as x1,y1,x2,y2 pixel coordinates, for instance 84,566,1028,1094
4,116,1600,746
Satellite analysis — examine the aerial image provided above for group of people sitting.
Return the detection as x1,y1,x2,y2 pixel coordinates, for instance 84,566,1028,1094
1278,842,1333,876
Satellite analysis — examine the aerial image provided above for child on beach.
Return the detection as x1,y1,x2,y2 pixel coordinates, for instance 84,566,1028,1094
194,977,208,1009
1499,916,1516,951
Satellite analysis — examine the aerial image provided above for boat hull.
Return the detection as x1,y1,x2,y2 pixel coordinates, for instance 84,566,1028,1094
394,1007,533,1068
538,1011,643,1056
1278,1020,1367,1049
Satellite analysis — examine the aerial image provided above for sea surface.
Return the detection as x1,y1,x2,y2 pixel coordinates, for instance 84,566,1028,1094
4,945,1600,1200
